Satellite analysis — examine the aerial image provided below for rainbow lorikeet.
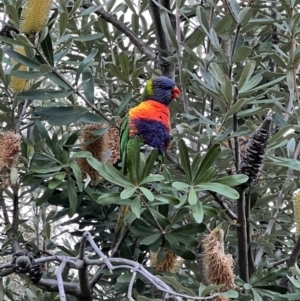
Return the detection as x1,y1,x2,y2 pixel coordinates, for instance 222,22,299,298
114,76,181,246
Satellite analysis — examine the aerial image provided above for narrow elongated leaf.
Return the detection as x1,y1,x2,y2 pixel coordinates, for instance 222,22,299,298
97,193,123,205
232,46,252,63
196,183,239,199
70,163,83,192
82,66,94,103
221,75,233,106
214,175,249,186
141,233,161,245
190,202,203,223
160,10,177,49
76,49,98,84
132,196,142,218
178,139,192,183
238,60,256,90
41,32,54,66
153,194,180,205
194,144,220,185
188,188,198,205
3,47,40,69
67,177,78,217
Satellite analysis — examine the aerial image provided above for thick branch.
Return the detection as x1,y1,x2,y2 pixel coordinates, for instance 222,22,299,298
36,278,81,297
82,0,155,60
56,258,68,301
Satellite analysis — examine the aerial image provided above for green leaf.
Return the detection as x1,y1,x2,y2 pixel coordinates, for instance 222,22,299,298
232,46,252,63
171,223,206,234
141,233,161,245
140,187,154,201
178,139,192,183
220,290,239,298
194,144,220,185
221,75,233,106
119,52,130,78
76,48,98,85
196,183,239,199
41,32,54,66
160,10,178,49
70,163,83,192
131,136,142,184
209,62,224,83
225,98,246,118
131,196,142,218
153,194,180,205
190,202,203,223
59,12,69,38
82,66,95,103
140,175,164,185
3,47,40,69
172,181,190,190
266,155,300,171
19,90,72,100
74,33,104,41
67,177,78,217
87,158,133,188
238,60,256,90
97,193,122,205
120,187,136,199
188,187,198,205
229,0,240,19
214,174,249,186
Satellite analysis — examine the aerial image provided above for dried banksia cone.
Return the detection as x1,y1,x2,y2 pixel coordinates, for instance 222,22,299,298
20,0,53,34
150,249,184,273
293,190,300,235
240,117,272,183
0,131,21,188
202,229,235,291
9,45,30,93
78,123,120,185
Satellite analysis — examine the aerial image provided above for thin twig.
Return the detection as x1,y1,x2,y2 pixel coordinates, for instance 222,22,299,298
82,0,155,61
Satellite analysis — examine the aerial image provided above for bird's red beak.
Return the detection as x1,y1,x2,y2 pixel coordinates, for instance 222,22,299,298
171,86,181,100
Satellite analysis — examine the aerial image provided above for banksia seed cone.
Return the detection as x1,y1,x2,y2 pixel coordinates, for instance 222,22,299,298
20,0,53,34
0,131,21,169
202,229,235,291
240,117,272,183
9,45,30,93
78,123,120,184
150,249,184,273
293,190,300,235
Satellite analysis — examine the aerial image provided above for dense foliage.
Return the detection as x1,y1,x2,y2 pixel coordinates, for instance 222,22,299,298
1,0,300,300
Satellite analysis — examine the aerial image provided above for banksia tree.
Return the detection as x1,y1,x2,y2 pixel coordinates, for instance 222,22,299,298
202,229,235,299
240,116,272,183
9,45,30,93
78,123,120,185
150,249,184,273
19,0,53,34
293,190,300,236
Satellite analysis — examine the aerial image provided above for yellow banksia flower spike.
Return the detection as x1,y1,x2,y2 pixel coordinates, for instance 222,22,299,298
202,229,235,294
150,249,184,273
20,0,53,34
9,45,30,93
78,123,120,185
293,190,300,235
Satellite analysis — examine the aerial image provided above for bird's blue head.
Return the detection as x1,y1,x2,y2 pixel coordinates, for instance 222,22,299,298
142,76,181,105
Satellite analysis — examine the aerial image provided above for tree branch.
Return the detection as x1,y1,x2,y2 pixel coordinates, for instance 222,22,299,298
82,0,155,61
56,257,68,301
